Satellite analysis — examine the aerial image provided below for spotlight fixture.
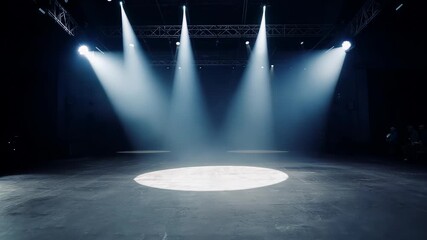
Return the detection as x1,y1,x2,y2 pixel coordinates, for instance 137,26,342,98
78,45,89,55
263,5,266,11
176,41,181,46
183,5,186,11
245,41,250,45
300,41,304,45
342,40,352,51
119,1,123,6
271,65,274,68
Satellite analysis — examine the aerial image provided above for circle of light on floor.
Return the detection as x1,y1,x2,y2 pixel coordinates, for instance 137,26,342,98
134,166,288,191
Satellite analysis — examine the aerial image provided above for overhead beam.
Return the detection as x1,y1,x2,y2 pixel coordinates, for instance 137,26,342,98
46,0,79,36
347,0,382,36
102,24,334,38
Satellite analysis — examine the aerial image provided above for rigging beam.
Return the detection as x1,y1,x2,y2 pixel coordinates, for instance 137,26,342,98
46,0,79,36
347,0,382,36
102,24,334,38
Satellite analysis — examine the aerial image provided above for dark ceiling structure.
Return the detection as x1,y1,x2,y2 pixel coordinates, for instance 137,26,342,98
26,0,422,65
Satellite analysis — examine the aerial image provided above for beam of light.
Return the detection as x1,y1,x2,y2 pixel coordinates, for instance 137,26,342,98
223,7,274,150
272,48,347,151
117,4,169,149
167,7,212,153
134,166,288,191
83,5,168,150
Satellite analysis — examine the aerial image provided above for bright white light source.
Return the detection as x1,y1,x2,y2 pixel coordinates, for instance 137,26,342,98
342,40,352,51
78,45,89,55
134,166,288,191
300,41,304,45
119,1,123,6
271,65,274,68
396,3,403,11
178,66,182,70
261,66,264,69
263,5,266,11
176,41,181,46
129,43,135,47
183,5,186,11
245,41,250,45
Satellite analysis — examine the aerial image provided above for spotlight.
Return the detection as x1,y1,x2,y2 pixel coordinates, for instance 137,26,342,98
263,5,266,11
176,41,181,46
300,41,304,45
271,65,274,68
119,1,123,6
108,0,112,2
78,45,89,55
129,43,135,47
245,41,250,45
342,40,352,51
183,5,186,11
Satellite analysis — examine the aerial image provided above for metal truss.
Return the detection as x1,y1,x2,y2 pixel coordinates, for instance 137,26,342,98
151,59,248,66
102,24,334,38
47,0,79,36
347,0,382,36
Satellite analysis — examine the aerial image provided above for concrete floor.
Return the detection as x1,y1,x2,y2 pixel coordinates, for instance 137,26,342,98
1,152,427,239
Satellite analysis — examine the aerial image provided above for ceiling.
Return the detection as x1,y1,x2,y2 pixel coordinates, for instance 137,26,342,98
69,0,365,25
26,0,422,61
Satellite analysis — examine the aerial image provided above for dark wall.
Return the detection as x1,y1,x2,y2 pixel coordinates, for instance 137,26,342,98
367,69,426,152
3,0,73,168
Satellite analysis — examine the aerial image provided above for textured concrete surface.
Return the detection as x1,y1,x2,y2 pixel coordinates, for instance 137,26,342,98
1,153,427,239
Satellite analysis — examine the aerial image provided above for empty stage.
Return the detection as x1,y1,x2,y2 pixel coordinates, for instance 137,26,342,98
1,152,427,239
